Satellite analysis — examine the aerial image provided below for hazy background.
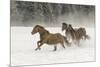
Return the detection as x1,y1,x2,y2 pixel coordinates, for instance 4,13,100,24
10,0,95,27
10,1,95,66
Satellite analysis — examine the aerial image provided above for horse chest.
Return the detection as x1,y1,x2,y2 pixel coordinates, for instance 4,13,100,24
40,33,48,40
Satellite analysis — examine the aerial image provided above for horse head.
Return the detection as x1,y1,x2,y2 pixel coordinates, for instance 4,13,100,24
65,24,74,33
31,25,44,35
62,22,68,31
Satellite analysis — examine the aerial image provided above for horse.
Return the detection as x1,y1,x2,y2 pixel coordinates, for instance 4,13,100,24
62,23,90,46
31,25,70,51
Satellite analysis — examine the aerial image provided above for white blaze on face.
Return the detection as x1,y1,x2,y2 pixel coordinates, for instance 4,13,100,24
67,34,73,43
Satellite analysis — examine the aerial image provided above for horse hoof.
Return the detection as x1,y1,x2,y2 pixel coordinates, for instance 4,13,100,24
35,48,38,51
53,50,56,51
35,48,41,51
39,48,41,50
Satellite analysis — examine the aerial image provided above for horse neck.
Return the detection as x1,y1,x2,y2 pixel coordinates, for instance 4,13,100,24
39,29,50,39
71,27,76,39
66,27,75,39
71,27,75,32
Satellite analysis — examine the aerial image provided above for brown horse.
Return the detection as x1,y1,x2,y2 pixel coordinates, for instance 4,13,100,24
31,25,70,51
62,23,90,46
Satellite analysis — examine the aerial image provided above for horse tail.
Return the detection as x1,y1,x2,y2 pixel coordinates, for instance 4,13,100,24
78,28,90,40
85,35,90,40
63,36,71,47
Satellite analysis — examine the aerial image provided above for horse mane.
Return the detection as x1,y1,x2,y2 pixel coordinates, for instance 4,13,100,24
35,25,44,29
62,23,67,26
69,24,75,32
36,25,50,35
68,24,76,39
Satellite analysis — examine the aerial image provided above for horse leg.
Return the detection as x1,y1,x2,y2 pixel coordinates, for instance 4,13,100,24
35,42,44,51
74,40,77,45
37,41,41,50
77,40,80,47
65,39,71,47
60,42,66,48
53,45,57,51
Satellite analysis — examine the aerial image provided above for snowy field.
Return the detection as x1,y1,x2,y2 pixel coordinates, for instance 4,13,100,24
11,27,95,66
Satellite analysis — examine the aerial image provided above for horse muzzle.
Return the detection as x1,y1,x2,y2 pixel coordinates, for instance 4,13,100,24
31,32,33,35
62,29,64,31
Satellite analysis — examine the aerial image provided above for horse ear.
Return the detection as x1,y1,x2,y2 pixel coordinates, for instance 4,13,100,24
69,24,72,27
36,25,40,27
38,26,44,32
62,23,67,25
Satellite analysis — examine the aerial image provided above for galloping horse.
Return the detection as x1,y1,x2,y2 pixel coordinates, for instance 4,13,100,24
31,25,70,51
62,23,90,46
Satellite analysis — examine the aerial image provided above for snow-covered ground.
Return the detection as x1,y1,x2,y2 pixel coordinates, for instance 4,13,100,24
11,27,95,66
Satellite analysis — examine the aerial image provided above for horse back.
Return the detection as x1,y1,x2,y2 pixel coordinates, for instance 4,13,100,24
45,33,64,44
75,27,86,39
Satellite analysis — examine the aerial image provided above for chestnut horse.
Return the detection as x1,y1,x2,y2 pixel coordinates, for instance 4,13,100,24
31,25,70,51
62,23,90,46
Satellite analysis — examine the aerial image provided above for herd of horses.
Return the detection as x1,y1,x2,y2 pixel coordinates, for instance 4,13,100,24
31,23,90,51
